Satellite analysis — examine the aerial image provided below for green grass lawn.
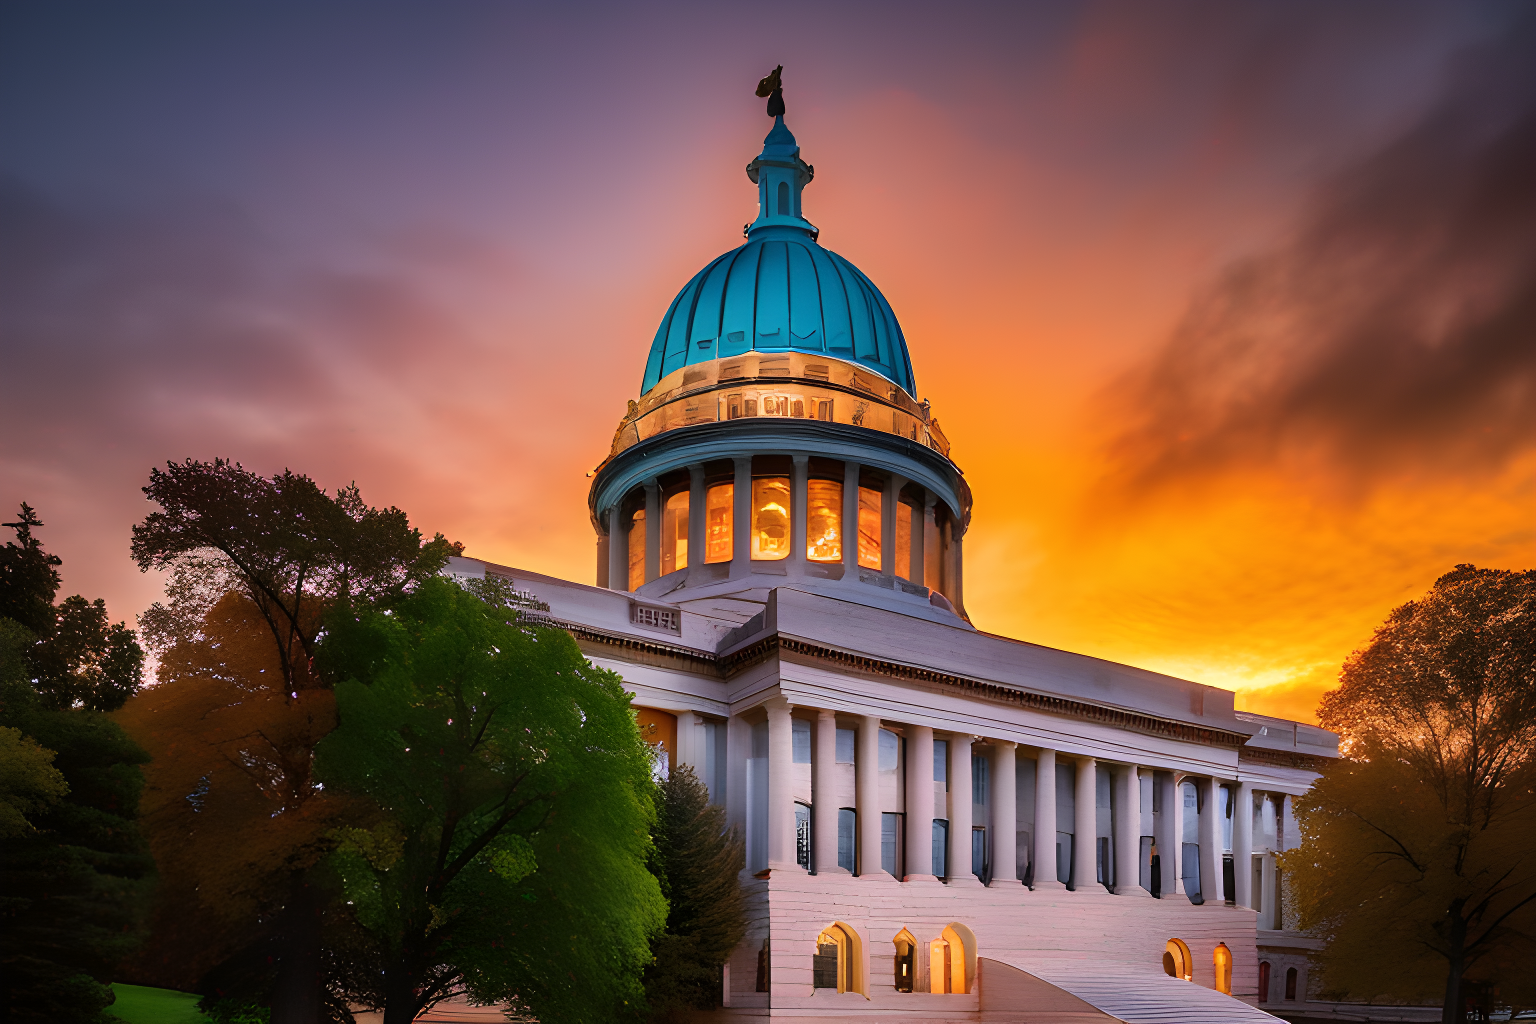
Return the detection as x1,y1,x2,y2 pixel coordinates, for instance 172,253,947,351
109,984,209,1024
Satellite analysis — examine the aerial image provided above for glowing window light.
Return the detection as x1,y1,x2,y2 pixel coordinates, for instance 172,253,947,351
751,477,790,560
704,483,733,563
806,479,842,562
895,499,915,580
857,486,882,569
662,490,688,575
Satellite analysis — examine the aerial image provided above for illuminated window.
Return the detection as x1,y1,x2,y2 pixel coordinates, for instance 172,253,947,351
1214,943,1232,994
817,399,833,421
704,483,733,563
627,510,645,590
806,480,843,562
1163,938,1192,982
661,491,688,575
893,929,916,992
857,486,881,568
751,477,790,560
929,925,968,994
814,924,854,992
895,499,914,580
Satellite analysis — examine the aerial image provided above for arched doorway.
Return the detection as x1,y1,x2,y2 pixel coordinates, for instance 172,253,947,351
1213,943,1232,994
893,929,916,992
1163,938,1192,981
813,923,860,994
929,925,971,994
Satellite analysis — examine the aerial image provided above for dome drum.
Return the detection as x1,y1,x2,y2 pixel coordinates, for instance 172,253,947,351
608,352,951,465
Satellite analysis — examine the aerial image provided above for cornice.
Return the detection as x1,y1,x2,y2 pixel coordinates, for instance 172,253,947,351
1237,746,1330,772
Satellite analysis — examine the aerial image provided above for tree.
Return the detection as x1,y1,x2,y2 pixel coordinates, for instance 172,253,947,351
2,504,144,712
643,765,745,1021
1,521,153,1023
1287,565,1536,1023
128,462,455,1024
312,576,666,1024
132,459,455,693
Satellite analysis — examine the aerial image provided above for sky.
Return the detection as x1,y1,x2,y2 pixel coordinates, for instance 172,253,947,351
3,1,1533,724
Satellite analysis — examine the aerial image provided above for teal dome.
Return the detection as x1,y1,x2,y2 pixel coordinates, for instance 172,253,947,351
640,116,917,397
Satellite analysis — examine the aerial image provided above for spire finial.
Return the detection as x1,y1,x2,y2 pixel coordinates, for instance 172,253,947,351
755,65,785,118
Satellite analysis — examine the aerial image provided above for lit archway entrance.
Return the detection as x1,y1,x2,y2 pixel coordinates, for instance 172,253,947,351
929,925,970,994
1213,943,1232,994
893,929,916,992
814,924,856,994
1163,938,1192,981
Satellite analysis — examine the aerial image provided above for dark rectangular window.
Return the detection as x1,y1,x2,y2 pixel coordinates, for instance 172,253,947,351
1223,854,1236,906
838,808,856,873
1140,836,1155,892
972,753,989,805
972,826,988,882
836,727,856,764
881,812,903,876
792,719,811,764
932,819,948,878
1183,842,1203,904
934,739,948,786
795,803,811,870
1057,831,1074,889
1097,836,1112,886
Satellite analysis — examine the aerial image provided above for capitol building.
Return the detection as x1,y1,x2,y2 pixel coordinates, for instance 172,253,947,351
448,95,1336,1023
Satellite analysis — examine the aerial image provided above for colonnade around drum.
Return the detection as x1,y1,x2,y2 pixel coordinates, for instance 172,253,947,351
600,453,965,613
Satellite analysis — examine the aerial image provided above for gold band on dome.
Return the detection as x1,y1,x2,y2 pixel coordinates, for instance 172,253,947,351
605,352,951,464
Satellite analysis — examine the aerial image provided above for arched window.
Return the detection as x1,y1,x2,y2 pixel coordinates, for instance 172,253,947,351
1163,938,1192,981
929,924,972,994
1213,943,1232,994
777,180,790,215
814,923,858,994
661,490,688,575
893,929,916,992
1285,966,1298,1001
1258,960,1271,1002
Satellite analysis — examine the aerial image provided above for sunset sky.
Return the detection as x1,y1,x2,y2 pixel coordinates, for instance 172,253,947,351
3,2,1533,724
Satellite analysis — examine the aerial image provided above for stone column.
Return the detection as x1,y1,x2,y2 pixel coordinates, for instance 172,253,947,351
1074,756,1097,891
607,505,627,591
813,710,841,874
923,494,940,592
685,464,706,586
946,734,978,885
950,529,965,616
790,455,808,576
1201,777,1223,902
904,724,935,880
911,490,929,588
1160,773,1184,896
990,742,1020,885
881,474,905,578
1114,765,1149,896
1234,781,1254,909
857,715,887,878
643,479,660,583
766,701,799,872
842,461,861,575
1033,748,1063,888
730,456,751,579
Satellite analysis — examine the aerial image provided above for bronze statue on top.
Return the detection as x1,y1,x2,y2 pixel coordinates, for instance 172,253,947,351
756,65,785,118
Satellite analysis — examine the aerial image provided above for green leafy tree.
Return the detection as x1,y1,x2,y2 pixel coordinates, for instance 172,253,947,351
313,576,666,1024
1287,565,1536,1023
128,461,455,1024
2,504,144,712
643,764,745,1021
0,507,153,1024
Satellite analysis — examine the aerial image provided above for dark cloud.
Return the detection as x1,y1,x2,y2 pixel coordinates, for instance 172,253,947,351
1102,12,1536,492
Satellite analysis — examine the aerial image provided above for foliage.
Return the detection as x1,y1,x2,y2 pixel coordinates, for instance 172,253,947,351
114,592,354,997
643,764,745,1020
131,459,455,692
312,575,666,1024
2,503,144,712
0,722,69,837
0,507,154,1024
1288,564,1536,1022
0,682,155,1024
126,463,453,1024
109,984,211,1024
